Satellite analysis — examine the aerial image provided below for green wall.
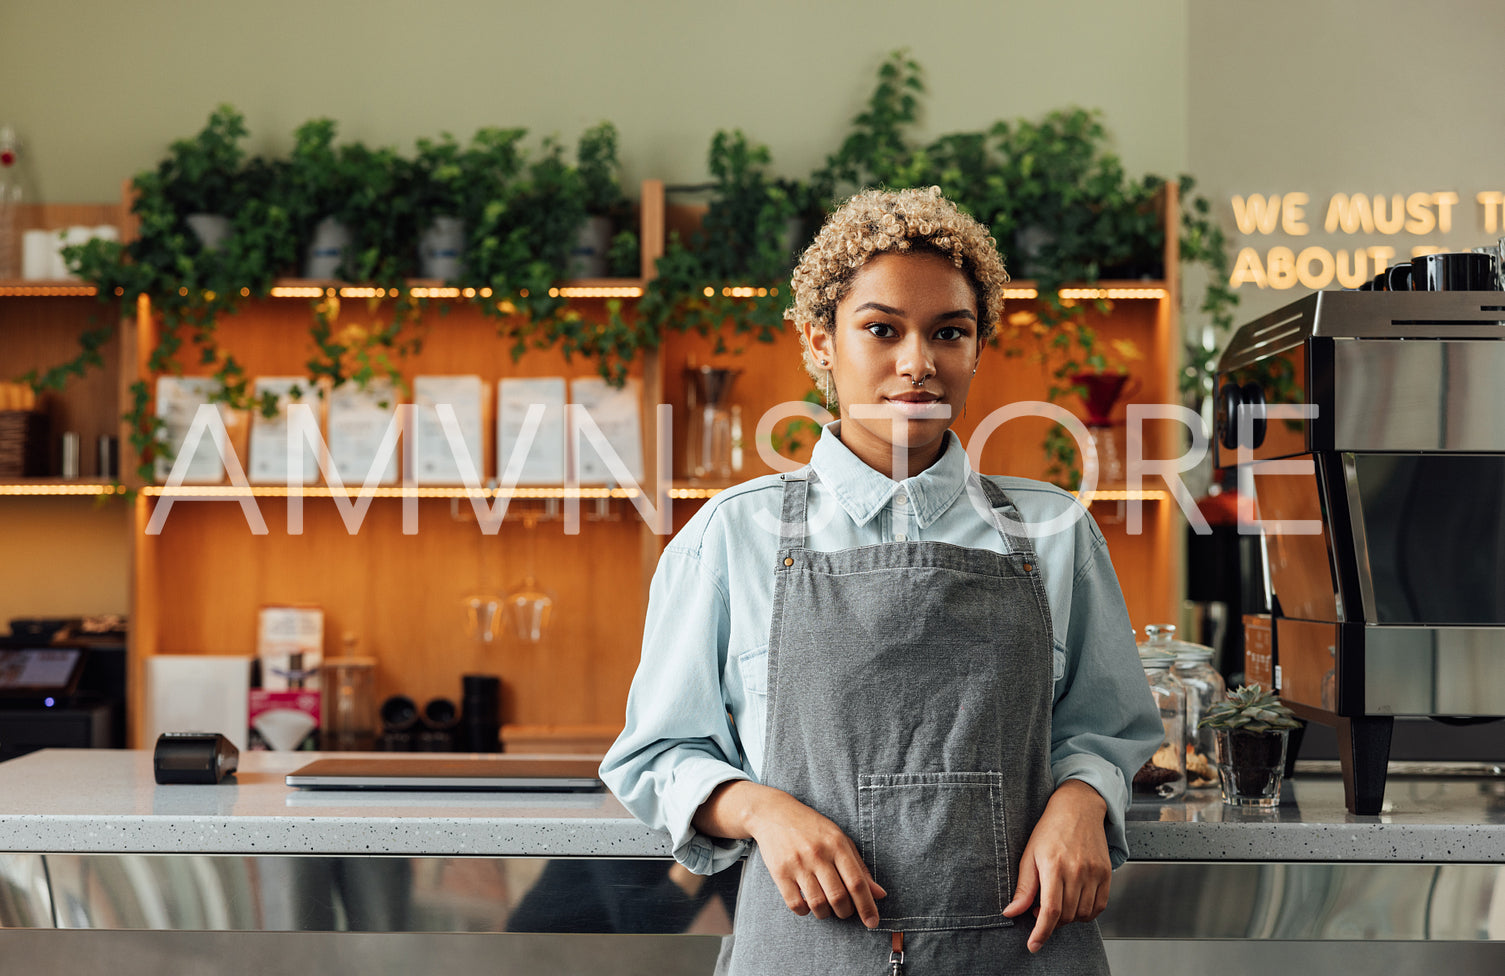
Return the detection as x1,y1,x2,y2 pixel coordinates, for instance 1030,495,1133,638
1,0,1189,202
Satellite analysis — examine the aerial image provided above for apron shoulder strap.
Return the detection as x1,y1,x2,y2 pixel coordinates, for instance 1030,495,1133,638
972,474,1037,558
777,468,815,550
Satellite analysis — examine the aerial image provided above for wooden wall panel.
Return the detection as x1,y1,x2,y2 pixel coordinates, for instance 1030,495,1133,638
140,497,646,729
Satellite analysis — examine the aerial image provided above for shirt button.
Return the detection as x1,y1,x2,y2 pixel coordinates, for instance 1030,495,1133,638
894,489,908,505
894,532,908,542
784,557,794,566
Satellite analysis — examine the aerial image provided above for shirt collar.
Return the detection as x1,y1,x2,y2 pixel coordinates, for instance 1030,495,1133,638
809,422,971,529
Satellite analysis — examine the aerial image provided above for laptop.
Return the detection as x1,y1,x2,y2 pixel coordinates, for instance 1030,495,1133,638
284,756,605,792
0,646,88,701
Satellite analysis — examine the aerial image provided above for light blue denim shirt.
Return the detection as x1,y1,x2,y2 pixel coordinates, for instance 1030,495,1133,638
601,423,1162,875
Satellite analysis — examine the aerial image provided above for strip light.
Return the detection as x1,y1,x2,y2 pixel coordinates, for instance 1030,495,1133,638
0,483,126,496
1058,287,1168,300
142,485,641,499
0,285,97,297
669,487,726,500
671,486,1170,504
1075,489,1170,502
549,286,644,299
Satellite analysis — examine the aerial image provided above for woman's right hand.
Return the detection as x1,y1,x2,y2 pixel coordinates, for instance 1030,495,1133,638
694,780,887,928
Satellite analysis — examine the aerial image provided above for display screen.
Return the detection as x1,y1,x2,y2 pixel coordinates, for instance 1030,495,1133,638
0,648,84,693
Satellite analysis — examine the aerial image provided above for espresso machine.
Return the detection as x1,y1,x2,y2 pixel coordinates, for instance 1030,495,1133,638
1215,285,1505,814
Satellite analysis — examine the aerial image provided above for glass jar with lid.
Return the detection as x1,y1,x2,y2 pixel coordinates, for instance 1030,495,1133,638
1172,638,1226,791
1134,634,1187,800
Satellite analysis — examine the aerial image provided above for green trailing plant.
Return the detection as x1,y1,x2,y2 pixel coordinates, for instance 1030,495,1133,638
637,129,809,359
1198,684,1300,733
62,104,286,479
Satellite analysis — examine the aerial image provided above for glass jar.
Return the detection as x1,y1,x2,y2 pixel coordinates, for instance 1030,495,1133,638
1173,644,1226,791
322,656,377,751
1134,656,1187,800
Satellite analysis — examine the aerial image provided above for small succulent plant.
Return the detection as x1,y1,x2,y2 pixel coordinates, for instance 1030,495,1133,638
1198,684,1300,733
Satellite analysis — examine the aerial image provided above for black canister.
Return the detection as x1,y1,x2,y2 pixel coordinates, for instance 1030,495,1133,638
378,694,418,752
460,674,501,753
418,697,460,752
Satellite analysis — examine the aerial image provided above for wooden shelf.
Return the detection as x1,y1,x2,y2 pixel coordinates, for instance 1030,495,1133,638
3,176,1186,748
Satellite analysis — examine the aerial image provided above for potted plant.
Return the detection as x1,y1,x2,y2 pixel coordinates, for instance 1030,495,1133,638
411,128,526,280
157,104,251,251
1198,684,1301,808
571,121,635,278
282,117,384,280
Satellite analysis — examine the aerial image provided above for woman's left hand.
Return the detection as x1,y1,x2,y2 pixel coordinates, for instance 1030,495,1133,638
1001,779,1111,953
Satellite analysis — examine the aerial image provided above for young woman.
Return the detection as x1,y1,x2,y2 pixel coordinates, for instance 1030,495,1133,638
602,187,1161,974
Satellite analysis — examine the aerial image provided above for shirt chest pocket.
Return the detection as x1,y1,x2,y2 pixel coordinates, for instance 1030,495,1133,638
737,644,769,698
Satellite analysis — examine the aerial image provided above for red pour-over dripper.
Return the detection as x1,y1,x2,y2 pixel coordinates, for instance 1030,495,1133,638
1073,372,1139,426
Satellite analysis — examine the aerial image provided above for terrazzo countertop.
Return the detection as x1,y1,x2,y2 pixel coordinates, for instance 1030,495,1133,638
4,749,1505,862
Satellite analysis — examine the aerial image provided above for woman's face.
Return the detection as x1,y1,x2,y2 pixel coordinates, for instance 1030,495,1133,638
805,250,981,478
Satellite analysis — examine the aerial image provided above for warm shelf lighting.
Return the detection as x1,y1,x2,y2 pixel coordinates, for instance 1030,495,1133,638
669,486,726,500
410,287,463,299
338,287,382,299
141,485,641,499
550,286,644,299
0,284,97,297
1003,288,1040,300
670,485,1166,504
0,483,126,496
270,286,325,299
1075,489,1170,502
1058,287,1168,300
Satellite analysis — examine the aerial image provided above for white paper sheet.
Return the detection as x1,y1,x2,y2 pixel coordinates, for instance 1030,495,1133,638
412,375,486,485
154,377,228,484
327,380,399,486
497,377,566,485
248,377,320,485
569,377,643,485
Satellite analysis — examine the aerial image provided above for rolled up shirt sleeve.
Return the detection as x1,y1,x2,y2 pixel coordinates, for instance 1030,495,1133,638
600,544,753,875
1048,528,1163,868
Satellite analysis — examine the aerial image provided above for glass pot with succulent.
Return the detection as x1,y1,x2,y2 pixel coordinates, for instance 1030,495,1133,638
1198,684,1301,809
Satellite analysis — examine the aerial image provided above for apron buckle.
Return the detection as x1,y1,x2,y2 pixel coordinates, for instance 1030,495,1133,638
888,932,904,975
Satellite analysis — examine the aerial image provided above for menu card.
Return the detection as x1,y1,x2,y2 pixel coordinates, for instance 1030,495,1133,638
497,377,566,485
248,377,320,485
412,375,486,485
327,379,399,486
154,377,228,484
569,377,643,485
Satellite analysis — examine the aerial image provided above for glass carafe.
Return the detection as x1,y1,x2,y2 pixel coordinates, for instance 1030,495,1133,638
685,365,741,483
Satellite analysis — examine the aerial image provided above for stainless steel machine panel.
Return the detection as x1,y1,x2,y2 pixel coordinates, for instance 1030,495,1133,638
1333,340,1505,452
1346,454,1505,625
1365,627,1505,716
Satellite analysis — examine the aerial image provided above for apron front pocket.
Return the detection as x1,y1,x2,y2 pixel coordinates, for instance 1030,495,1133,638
857,770,1011,932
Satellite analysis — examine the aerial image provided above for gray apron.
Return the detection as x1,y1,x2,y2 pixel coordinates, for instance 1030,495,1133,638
721,469,1111,975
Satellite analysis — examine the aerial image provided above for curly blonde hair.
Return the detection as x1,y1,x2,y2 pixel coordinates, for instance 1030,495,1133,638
786,186,1010,393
